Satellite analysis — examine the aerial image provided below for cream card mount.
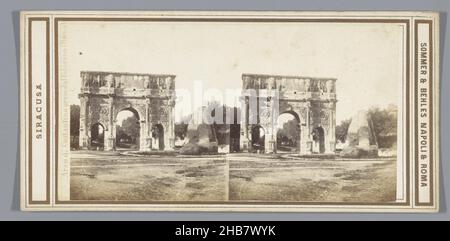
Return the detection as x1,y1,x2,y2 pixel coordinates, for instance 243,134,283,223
20,11,440,212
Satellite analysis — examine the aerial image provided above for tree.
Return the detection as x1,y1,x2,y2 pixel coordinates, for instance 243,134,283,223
70,105,80,136
175,123,188,139
70,105,80,148
367,105,397,148
335,119,351,143
277,119,300,146
116,116,140,143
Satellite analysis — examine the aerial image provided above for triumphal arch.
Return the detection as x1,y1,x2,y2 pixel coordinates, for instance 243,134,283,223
240,74,337,154
78,71,176,151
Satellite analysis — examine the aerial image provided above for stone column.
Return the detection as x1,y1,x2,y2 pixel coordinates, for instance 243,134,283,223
138,100,151,152
239,96,250,152
163,123,171,151
112,120,117,149
264,95,276,154
328,103,336,153
140,99,152,151
78,95,90,149
104,96,115,151
166,98,176,150
139,120,148,151
264,126,276,154
300,104,313,155
324,126,332,154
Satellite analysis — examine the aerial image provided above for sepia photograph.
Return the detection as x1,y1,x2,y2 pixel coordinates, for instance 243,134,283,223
62,18,402,203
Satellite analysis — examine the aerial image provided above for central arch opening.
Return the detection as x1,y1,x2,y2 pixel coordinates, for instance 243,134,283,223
276,111,300,153
152,124,165,150
115,108,140,150
90,123,105,150
251,125,265,153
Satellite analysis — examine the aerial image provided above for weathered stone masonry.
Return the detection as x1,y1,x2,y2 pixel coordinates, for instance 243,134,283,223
240,74,337,154
78,71,176,151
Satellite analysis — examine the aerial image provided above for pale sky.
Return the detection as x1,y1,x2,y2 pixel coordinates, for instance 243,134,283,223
60,21,404,123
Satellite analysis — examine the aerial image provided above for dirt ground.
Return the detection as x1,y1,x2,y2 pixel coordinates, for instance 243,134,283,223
70,151,228,201
229,154,397,203
70,151,396,203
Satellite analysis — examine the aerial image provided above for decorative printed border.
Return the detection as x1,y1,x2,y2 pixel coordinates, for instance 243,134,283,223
54,16,411,207
27,17,50,205
414,20,434,206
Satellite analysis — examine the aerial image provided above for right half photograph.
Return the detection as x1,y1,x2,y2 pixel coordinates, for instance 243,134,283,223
229,73,400,203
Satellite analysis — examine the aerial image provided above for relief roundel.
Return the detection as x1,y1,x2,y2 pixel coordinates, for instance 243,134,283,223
299,108,307,122
320,110,329,124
